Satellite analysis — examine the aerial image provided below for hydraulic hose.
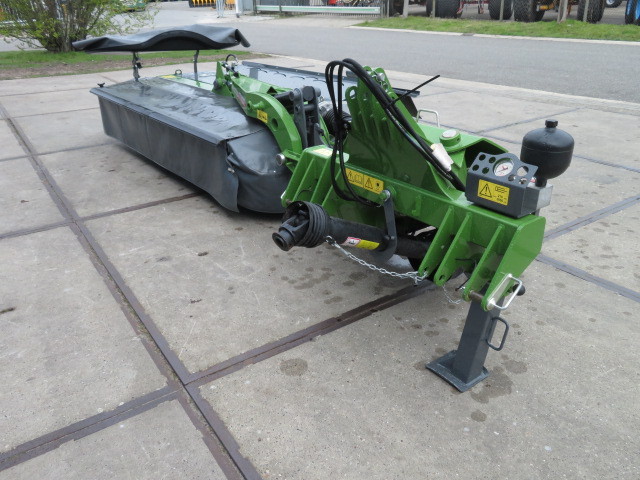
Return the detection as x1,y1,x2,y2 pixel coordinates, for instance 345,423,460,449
324,59,466,193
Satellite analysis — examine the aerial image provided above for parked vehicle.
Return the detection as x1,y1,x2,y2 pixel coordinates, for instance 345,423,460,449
417,0,602,20
626,0,640,22
419,0,513,18
513,0,605,22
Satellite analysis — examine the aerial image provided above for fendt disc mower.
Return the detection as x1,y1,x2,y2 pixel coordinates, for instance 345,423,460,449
74,26,573,392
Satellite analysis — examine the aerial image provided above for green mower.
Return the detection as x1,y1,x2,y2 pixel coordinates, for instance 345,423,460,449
74,25,573,391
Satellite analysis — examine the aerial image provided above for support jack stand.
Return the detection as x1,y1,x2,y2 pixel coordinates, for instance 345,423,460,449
427,294,509,392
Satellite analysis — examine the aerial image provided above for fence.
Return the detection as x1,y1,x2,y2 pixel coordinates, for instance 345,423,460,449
189,0,388,17
253,0,386,16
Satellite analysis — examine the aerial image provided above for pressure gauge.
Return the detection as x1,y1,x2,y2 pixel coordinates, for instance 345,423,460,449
494,159,514,177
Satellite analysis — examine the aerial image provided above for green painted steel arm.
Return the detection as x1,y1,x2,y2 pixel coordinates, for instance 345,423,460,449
214,61,303,164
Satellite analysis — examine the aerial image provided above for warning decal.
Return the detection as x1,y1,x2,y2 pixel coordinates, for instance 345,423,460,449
345,168,384,195
478,180,510,206
341,237,380,250
257,110,268,123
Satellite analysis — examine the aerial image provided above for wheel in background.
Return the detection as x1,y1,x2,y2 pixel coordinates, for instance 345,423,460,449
626,0,640,23
435,0,462,17
605,0,622,8
577,0,605,22
391,0,403,14
514,0,540,21
489,0,513,18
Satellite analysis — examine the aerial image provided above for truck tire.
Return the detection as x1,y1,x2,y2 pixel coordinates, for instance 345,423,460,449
626,0,640,23
577,0,605,22
391,0,403,15
489,0,513,18
435,0,461,17
605,0,622,8
514,0,540,21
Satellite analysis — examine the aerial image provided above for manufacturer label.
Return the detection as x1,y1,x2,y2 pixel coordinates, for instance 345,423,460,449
341,237,380,250
257,110,268,123
478,180,510,206
345,168,384,195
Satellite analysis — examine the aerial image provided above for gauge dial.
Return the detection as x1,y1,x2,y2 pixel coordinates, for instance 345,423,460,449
494,160,514,177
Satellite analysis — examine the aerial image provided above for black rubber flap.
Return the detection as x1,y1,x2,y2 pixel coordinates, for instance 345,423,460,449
72,24,249,52
227,130,290,213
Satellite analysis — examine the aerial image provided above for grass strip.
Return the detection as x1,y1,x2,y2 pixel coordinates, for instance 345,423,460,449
0,49,254,79
358,18,640,42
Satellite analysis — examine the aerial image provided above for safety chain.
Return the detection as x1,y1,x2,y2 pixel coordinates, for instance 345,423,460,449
441,284,463,304
325,236,429,284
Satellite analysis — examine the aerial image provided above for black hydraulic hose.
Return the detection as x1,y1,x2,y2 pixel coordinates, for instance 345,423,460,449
325,59,466,193
342,58,465,191
325,61,378,207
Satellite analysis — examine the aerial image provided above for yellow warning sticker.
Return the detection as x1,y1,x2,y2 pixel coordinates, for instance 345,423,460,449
257,110,268,123
341,237,380,250
345,168,384,195
478,180,510,206
314,147,334,158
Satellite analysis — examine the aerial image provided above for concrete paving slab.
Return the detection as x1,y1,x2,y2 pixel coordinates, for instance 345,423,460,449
0,227,167,451
408,89,571,133
478,138,640,232
86,196,416,374
543,202,640,292
40,144,196,218
541,157,640,232
0,400,227,480
2,55,638,479
0,73,113,97
1,88,99,118
201,261,640,480
0,158,65,236
13,108,112,154
0,119,25,160
486,108,640,169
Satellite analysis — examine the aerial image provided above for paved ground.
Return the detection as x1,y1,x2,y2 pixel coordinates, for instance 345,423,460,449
1,50,639,479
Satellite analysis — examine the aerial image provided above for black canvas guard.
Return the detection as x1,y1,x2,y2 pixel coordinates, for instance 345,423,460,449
72,25,249,52
91,77,289,213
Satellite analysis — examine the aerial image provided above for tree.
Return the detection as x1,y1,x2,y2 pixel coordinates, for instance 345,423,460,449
0,0,156,53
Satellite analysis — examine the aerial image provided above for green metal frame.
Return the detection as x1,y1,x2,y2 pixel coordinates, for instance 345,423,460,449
280,67,544,311
176,62,547,311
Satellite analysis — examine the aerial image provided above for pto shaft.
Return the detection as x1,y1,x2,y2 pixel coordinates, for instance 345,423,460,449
272,201,429,259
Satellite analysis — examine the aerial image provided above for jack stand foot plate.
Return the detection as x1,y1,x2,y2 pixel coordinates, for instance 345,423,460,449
426,350,489,392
